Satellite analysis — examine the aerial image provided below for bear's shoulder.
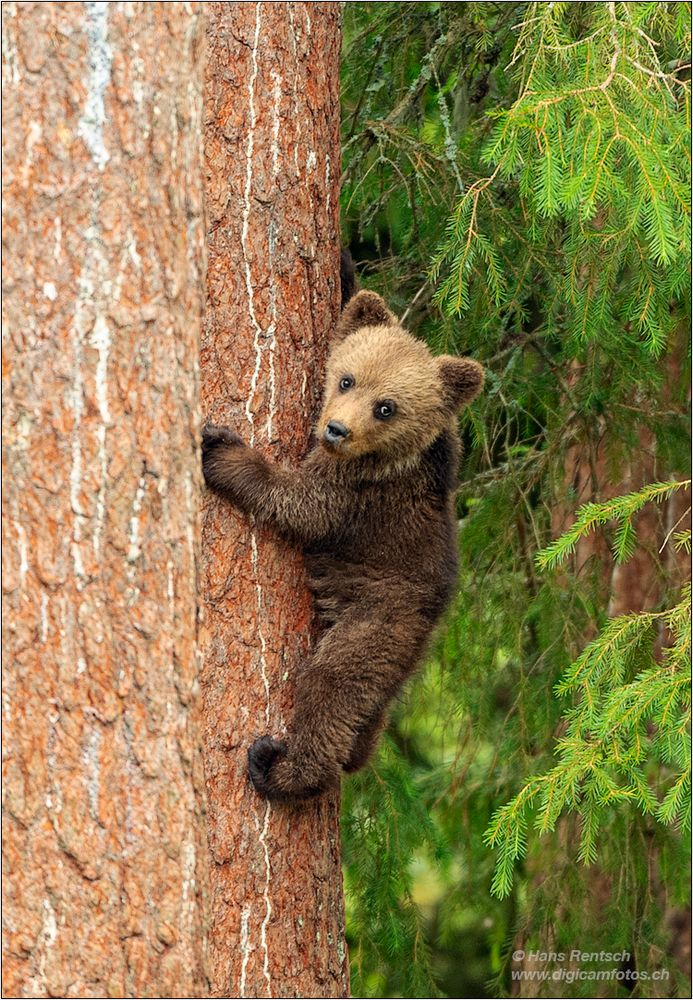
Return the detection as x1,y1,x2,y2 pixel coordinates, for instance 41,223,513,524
422,428,459,498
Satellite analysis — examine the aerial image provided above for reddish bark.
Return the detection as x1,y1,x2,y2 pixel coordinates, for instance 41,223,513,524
554,339,690,617
2,5,209,997
200,4,349,998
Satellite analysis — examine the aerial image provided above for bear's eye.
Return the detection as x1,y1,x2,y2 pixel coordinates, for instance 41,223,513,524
339,375,355,392
374,400,396,421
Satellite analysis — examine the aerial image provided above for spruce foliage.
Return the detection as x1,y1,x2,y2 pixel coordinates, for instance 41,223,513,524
340,4,690,998
486,482,692,900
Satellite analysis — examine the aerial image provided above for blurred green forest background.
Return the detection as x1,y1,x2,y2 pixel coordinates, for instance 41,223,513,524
338,4,691,998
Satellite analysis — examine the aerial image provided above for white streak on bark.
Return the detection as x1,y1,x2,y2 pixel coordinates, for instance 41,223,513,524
184,468,197,598
241,3,264,448
45,711,61,814
78,3,113,171
287,7,315,240
127,475,147,563
131,52,145,114
238,11,276,995
91,315,111,557
238,906,251,998
1,3,20,86
270,69,281,178
167,559,175,604
126,231,142,271
180,838,197,939
83,726,101,819
53,217,62,261
249,530,273,998
69,318,86,582
93,424,108,560
287,5,301,175
29,893,58,997
249,534,271,725
70,218,109,580
40,592,49,643
265,298,277,443
259,801,273,997
22,120,42,185
301,370,308,420
265,69,282,443
40,896,58,960
43,899,57,947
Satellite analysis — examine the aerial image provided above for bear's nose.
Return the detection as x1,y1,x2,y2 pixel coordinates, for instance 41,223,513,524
324,420,350,445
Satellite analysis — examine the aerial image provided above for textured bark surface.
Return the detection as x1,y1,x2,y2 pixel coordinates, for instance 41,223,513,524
2,5,209,997
201,4,348,997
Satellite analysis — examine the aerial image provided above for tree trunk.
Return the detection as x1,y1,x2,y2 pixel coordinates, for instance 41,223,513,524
2,5,209,997
201,4,348,998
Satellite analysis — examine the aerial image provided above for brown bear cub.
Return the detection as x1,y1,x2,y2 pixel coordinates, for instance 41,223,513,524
202,289,483,801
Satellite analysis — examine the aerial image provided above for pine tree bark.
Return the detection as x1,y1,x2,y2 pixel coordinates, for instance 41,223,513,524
2,5,209,997
201,4,349,998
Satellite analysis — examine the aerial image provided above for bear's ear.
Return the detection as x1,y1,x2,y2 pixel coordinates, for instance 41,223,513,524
438,356,484,411
334,290,396,343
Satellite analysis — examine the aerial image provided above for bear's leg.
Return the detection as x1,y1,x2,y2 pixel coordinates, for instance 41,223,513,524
248,609,427,801
343,710,386,773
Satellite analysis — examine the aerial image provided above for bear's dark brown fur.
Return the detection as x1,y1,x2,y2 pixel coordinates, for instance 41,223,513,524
202,289,483,800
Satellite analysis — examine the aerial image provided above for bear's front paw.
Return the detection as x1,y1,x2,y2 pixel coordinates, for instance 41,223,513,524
202,422,244,455
247,736,288,796
202,423,246,490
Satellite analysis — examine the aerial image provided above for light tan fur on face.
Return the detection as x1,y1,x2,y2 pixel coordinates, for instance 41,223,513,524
319,325,448,460
318,316,483,465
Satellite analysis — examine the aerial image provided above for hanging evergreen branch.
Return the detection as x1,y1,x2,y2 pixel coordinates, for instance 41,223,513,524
485,487,691,900
537,479,692,569
432,1,691,355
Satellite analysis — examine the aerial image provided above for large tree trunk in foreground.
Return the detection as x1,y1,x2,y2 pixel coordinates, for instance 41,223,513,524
2,5,208,997
201,4,348,997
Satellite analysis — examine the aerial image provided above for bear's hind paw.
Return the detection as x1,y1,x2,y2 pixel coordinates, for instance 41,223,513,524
247,736,335,802
247,735,287,795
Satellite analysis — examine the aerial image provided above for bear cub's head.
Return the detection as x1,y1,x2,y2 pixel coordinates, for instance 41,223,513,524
317,290,483,463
